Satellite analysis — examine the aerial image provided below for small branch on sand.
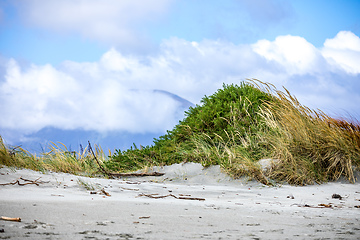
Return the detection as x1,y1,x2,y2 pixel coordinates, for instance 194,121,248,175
1,216,21,222
108,172,165,177
89,188,111,196
0,177,49,186
138,193,205,201
88,141,112,177
120,187,139,191
293,203,347,209
88,141,165,178
100,188,111,196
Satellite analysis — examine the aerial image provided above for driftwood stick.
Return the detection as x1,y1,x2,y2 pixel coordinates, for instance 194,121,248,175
294,204,336,209
1,216,21,222
120,187,139,191
0,177,48,186
19,177,43,186
138,193,205,201
169,193,205,201
176,196,206,201
88,141,113,177
100,188,111,196
0,180,16,186
109,172,165,177
20,177,42,182
0,177,21,186
138,193,169,199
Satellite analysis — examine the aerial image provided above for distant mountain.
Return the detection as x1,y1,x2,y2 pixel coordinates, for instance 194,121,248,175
21,127,159,154
153,89,194,110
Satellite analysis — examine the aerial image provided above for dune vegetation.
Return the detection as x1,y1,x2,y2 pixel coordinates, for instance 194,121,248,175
1,79,359,185
0,139,107,177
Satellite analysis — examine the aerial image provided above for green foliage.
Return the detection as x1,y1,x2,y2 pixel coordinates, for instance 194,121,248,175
104,144,160,172
108,81,274,173
156,82,273,143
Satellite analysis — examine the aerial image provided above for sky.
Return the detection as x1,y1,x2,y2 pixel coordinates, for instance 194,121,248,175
0,0,360,151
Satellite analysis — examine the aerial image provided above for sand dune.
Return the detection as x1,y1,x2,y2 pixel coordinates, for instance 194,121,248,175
1,163,359,239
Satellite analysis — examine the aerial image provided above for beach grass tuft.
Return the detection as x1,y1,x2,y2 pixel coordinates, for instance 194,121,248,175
259,84,360,185
0,138,107,177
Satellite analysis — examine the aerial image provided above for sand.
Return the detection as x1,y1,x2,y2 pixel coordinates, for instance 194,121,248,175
0,162,359,239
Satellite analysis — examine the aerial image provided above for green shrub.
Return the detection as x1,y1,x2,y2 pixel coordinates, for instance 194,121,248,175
107,81,274,173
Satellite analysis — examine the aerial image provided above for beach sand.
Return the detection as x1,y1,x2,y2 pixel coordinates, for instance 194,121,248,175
1,163,359,239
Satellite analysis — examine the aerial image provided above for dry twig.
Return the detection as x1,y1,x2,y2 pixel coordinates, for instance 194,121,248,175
100,188,111,196
88,141,112,177
138,193,205,201
0,177,48,186
109,172,165,177
1,216,21,222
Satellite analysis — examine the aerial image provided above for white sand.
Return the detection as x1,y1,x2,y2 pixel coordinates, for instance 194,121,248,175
0,163,359,239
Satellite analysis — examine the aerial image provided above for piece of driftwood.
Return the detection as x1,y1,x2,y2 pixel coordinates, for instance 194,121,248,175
88,141,165,178
88,141,112,177
1,216,21,222
332,193,343,200
125,181,141,184
0,177,48,186
138,193,205,201
109,172,165,177
100,189,111,196
294,203,344,209
318,204,332,208
88,189,111,196
120,187,139,191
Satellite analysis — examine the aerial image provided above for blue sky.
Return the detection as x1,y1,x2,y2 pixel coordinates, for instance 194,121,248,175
0,0,360,150
1,0,359,64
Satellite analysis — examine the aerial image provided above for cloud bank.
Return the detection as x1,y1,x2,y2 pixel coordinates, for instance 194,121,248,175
1,31,359,139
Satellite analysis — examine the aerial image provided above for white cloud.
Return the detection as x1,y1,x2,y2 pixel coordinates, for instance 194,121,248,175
1,31,359,137
321,31,360,74
252,35,324,75
323,31,360,51
15,0,172,47
251,31,360,77
251,31,360,114
100,48,142,72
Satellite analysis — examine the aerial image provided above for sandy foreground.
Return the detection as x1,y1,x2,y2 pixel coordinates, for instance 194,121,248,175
0,163,359,240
